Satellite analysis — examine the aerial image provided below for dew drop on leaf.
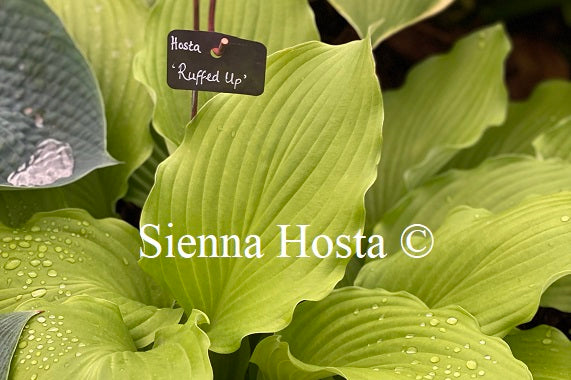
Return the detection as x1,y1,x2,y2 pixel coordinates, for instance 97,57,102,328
446,317,458,325
31,288,47,298
466,360,478,370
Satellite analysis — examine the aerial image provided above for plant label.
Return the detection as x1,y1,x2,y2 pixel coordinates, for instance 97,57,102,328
167,30,267,96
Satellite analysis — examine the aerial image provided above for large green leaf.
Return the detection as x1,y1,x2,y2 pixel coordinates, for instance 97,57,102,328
357,192,571,337
0,0,115,189
327,0,454,48
134,0,320,145
365,25,510,227
10,296,212,380
252,288,531,379
140,39,383,353
44,0,155,207
447,80,571,170
376,156,571,254
534,117,571,162
0,210,181,348
504,326,571,380
540,276,571,313
0,311,39,380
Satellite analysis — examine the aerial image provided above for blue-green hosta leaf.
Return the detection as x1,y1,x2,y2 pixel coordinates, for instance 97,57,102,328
252,288,531,380
10,296,211,380
447,80,571,170
0,0,115,189
377,156,571,254
0,210,181,348
134,0,320,145
0,311,39,380
366,25,510,227
504,326,571,380
534,117,571,162
357,192,571,337
327,0,454,48
141,39,383,353
0,0,154,227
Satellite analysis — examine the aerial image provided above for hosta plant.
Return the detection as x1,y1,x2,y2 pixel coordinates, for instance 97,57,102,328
0,0,569,379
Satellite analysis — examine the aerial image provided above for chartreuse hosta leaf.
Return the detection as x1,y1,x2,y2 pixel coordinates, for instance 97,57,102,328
0,179,111,228
504,326,571,380
141,39,383,352
532,119,571,313
125,131,170,209
0,210,182,348
377,156,571,254
0,0,115,189
327,0,454,48
540,276,571,313
366,25,510,227
252,288,531,380
10,296,212,380
534,116,571,162
0,311,39,380
447,80,571,170
357,192,571,337
134,0,320,145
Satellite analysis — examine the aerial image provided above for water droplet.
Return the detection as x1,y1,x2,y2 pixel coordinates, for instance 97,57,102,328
561,215,570,222
479,340,486,345
122,257,129,266
405,334,414,339
19,341,28,349
371,304,379,310
7,139,74,187
453,347,461,353
4,259,21,270
430,318,440,326
19,241,31,248
542,338,552,345
484,355,491,360
405,347,417,354
47,270,57,277
478,370,485,376
31,288,47,298
28,272,38,278
353,309,359,315
430,356,440,363
466,360,478,370
446,317,458,325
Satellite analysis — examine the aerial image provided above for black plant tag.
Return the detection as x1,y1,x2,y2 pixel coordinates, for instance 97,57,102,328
167,30,267,96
